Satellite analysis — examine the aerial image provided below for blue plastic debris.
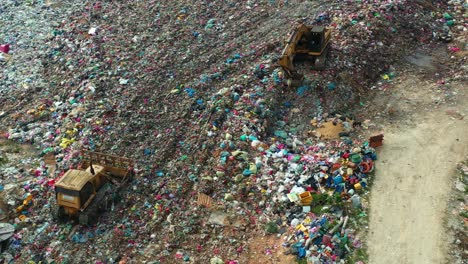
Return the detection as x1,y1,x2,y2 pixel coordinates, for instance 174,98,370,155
327,82,336,90
184,88,196,97
296,85,310,96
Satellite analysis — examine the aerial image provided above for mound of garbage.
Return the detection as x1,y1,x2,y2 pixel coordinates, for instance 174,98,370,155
0,0,465,263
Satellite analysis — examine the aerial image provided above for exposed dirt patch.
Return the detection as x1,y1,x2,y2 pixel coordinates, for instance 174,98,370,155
314,121,345,140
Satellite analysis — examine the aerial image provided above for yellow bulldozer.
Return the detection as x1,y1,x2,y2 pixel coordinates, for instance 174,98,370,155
53,150,134,225
278,23,332,82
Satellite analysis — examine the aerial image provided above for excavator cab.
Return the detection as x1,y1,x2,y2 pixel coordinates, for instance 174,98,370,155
278,23,331,84
308,26,325,52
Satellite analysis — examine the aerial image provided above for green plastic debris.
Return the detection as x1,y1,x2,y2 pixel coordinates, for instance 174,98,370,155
265,222,279,234
350,153,362,164
274,130,288,139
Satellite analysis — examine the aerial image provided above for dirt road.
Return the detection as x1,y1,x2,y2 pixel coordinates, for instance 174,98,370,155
367,59,467,262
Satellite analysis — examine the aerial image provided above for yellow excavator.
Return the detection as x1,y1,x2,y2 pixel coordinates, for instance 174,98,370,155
53,150,134,225
278,23,332,81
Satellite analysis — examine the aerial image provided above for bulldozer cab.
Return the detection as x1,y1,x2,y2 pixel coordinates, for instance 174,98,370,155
54,165,106,214
53,151,134,222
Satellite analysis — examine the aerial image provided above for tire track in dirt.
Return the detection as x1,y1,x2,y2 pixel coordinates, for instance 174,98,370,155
368,85,467,264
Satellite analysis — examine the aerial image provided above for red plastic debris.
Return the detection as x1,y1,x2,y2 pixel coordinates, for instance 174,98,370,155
369,134,384,148
0,44,9,54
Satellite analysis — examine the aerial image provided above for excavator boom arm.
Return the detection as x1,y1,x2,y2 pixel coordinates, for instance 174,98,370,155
278,24,310,75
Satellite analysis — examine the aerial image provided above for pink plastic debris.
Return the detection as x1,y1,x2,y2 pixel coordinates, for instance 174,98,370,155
0,44,9,54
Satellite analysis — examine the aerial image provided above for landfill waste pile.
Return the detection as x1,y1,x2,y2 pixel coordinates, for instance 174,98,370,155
0,0,466,263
